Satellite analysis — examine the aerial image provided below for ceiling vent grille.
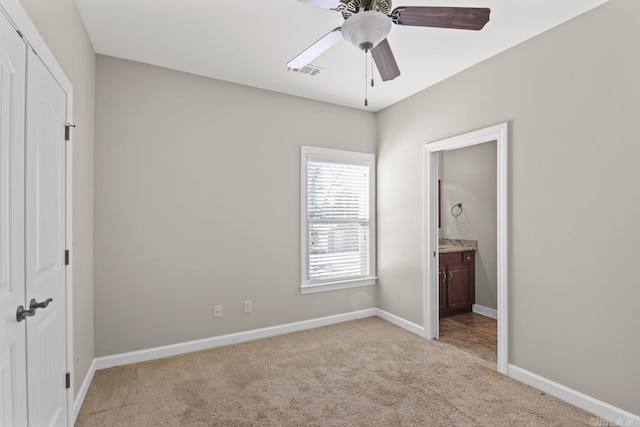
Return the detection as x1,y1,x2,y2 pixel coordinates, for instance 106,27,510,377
289,64,323,76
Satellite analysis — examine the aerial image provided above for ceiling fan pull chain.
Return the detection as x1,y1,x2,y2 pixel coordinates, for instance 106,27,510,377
364,49,368,107
370,49,375,87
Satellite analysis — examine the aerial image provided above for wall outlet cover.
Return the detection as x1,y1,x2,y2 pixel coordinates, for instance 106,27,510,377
244,301,253,314
213,304,222,318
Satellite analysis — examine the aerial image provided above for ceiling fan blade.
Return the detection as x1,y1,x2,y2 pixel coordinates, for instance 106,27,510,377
391,7,490,30
287,27,343,70
372,38,400,81
296,0,343,11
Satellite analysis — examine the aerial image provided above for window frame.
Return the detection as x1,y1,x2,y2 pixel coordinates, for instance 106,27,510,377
300,146,377,294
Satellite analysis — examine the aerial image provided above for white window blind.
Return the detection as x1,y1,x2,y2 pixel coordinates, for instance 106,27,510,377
301,147,376,294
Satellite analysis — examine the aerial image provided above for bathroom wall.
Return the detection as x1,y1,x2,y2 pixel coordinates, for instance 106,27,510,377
440,142,497,310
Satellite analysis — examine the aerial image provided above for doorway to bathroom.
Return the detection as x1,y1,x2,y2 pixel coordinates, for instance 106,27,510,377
438,141,497,366
423,123,509,374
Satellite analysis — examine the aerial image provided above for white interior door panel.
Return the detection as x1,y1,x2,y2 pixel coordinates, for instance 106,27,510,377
25,49,68,427
0,11,28,427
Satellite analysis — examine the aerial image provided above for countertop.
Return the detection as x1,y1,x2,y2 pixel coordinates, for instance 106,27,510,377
439,238,478,254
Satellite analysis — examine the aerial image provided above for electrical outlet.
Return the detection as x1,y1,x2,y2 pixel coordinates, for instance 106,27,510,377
244,301,253,314
445,227,452,236
213,304,222,318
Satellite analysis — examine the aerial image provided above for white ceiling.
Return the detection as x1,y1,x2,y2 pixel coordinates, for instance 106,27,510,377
75,0,609,112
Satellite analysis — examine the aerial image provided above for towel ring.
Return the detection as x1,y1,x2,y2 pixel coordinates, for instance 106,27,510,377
451,203,463,217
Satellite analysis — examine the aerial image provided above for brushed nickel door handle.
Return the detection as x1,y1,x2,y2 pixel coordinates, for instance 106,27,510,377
448,271,453,281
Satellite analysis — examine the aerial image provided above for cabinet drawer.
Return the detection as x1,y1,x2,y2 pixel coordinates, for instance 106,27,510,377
462,251,474,264
440,252,462,266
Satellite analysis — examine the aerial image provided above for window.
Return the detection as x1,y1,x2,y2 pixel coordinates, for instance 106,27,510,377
301,146,376,294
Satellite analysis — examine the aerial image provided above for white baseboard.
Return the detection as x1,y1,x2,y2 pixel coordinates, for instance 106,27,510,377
95,308,377,370
508,365,639,427
472,304,498,320
375,308,425,337
73,359,96,423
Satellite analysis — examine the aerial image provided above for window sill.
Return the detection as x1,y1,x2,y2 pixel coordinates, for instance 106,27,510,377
300,277,377,295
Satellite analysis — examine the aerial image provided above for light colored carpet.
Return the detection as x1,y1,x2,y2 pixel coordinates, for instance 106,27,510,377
77,317,604,426
439,313,497,364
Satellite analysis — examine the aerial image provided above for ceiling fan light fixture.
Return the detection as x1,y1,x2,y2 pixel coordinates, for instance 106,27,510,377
341,11,392,51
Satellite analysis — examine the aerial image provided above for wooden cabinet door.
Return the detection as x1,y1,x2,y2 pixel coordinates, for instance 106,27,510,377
447,264,471,309
439,266,447,310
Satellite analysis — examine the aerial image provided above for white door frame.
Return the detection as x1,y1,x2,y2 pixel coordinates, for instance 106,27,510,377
0,0,74,423
423,122,508,374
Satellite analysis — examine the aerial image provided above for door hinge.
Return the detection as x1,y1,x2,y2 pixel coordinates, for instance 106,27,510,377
65,123,76,141
65,250,70,266
65,373,70,389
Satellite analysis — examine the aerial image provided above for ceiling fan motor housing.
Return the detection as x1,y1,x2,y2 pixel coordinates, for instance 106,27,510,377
341,0,393,15
342,11,392,51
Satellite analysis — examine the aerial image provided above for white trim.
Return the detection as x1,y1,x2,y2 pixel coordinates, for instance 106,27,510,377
301,277,376,294
64,66,75,427
73,359,95,423
495,124,509,376
423,122,509,375
95,309,377,370
508,365,640,427
0,0,75,424
375,309,425,337
472,304,498,320
300,145,377,294
0,0,72,92
423,142,439,340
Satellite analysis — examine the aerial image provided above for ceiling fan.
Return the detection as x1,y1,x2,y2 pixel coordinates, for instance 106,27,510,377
288,0,491,83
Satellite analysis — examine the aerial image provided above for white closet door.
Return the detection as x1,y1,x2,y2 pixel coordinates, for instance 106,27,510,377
25,50,68,427
0,12,28,427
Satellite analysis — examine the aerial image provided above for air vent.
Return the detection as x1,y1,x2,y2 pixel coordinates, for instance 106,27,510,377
288,64,323,76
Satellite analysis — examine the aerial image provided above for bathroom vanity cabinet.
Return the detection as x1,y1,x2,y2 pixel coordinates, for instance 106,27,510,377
439,250,475,318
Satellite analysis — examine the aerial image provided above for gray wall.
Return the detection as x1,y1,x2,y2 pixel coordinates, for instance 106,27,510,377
376,0,640,415
441,143,497,310
19,0,95,395
94,55,377,357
